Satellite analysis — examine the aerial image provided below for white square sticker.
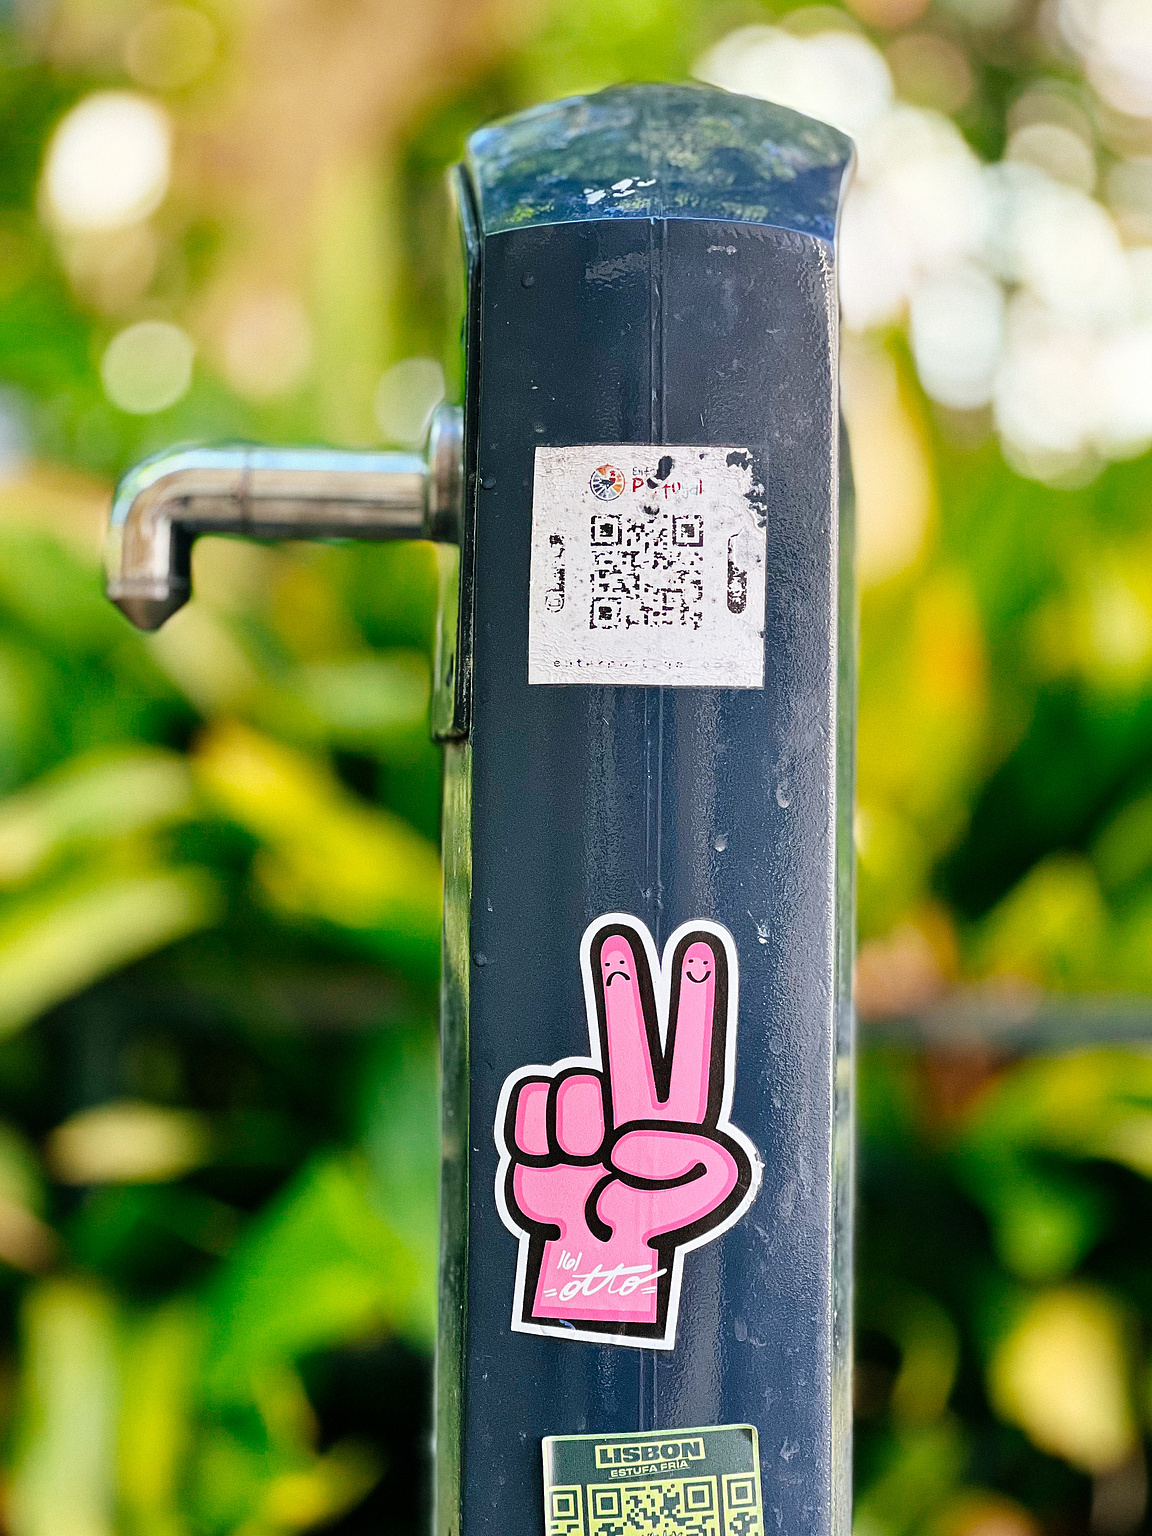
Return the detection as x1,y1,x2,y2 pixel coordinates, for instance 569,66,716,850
527,445,767,688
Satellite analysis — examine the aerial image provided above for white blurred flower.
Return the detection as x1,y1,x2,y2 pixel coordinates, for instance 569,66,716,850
698,19,1152,483
859,106,987,272
1092,323,1152,454
1012,177,1130,322
838,184,916,329
696,25,893,141
840,105,987,329
1089,0,1152,118
1127,245,1152,318
982,161,1045,282
993,297,1099,477
910,263,1005,408
1058,0,1152,118
42,92,170,232
979,160,1129,322
1057,0,1100,55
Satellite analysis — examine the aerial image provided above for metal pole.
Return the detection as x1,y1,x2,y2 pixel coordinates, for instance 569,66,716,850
440,81,855,1536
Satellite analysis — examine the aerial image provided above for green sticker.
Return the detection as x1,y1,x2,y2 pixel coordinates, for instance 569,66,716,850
542,1422,763,1536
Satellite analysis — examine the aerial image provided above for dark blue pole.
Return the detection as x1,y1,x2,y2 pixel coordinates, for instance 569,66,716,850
437,81,855,1536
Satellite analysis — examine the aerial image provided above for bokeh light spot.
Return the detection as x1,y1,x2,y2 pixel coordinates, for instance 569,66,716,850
100,320,194,414
910,263,1005,409
42,92,171,233
1090,0,1152,118
696,24,893,140
123,5,217,92
1106,156,1152,240
885,32,974,113
374,358,445,447
1007,122,1097,192
842,0,930,33
989,1287,1137,1473
217,287,313,401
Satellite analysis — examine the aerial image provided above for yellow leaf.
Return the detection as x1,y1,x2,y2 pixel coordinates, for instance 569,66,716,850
195,721,439,948
989,1287,1137,1473
255,1440,380,1533
47,1101,211,1185
974,855,1105,989
118,1302,200,1528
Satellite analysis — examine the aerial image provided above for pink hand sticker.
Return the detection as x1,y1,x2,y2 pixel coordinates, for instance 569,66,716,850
494,914,761,1350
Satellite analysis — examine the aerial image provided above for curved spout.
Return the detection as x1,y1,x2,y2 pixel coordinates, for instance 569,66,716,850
105,405,463,631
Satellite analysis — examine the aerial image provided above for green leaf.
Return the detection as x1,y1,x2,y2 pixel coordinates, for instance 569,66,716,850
202,1152,433,1401
970,855,1106,990
359,1024,438,1274
948,1049,1152,1277
0,746,197,887
0,865,222,1033
853,1421,967,1536
259,652,430,761
0,527,128,656
1092,790,1152,896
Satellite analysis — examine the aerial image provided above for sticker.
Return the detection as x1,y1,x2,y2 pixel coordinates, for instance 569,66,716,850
527,446,767,688
494,915,761,1350
543,1422,764,1536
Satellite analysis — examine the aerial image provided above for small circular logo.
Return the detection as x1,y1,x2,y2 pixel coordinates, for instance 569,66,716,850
589,464,625,501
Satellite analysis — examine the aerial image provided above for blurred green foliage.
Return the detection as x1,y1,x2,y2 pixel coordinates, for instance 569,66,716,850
857,1045,1152,1536
0,513,443,1533
0,0,1149,1527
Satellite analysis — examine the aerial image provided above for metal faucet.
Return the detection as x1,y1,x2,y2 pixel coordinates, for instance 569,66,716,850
104,402,464,631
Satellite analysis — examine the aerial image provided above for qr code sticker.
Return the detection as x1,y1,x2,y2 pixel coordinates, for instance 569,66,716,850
588,1478,720,1536
527,445,767,688
589,512,706,633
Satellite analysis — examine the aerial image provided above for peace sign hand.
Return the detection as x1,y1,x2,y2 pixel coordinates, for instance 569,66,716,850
495,915,761,1349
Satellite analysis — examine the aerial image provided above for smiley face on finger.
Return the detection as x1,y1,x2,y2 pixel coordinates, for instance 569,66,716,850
683,944,712,984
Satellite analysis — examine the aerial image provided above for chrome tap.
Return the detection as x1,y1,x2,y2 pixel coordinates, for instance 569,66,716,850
104,402,463,632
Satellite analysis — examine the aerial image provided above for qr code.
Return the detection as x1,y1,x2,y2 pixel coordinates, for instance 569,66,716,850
588,512,706,632
588,1478,720,1536
549,1485,587,1536
721,1474,763,1536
